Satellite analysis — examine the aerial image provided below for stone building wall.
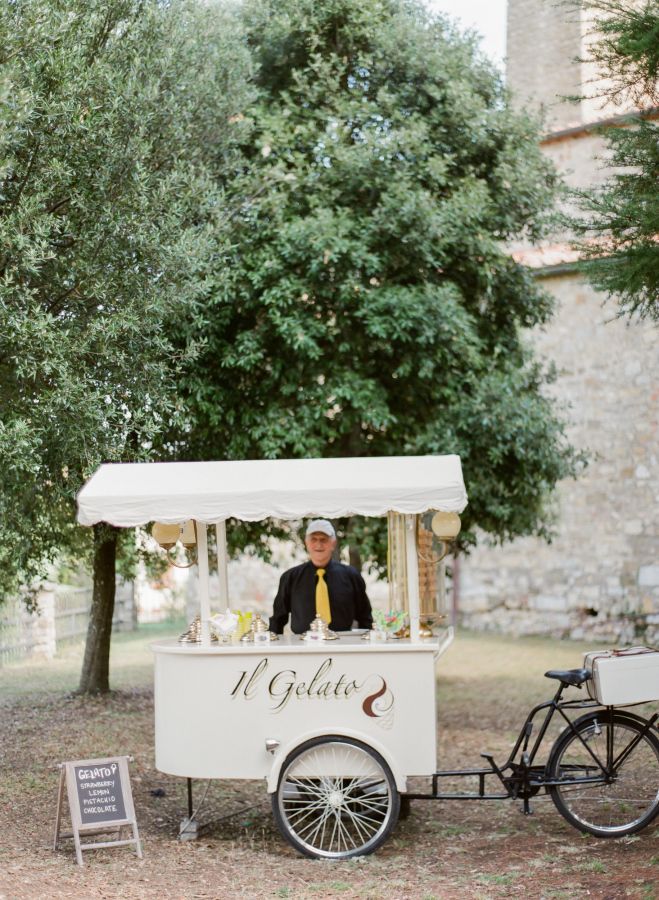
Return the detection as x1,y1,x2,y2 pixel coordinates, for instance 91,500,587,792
507,0,582,130
460,274,659,643
459,0,658,643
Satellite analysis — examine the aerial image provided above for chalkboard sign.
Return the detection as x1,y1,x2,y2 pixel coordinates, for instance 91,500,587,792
54,755,142,867
73,760,127,825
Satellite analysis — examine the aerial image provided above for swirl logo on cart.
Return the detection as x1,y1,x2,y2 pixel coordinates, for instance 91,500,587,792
361,676,394,727
230,658,394,723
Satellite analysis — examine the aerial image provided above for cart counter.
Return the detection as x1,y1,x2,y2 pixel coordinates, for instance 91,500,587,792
153,636,441,789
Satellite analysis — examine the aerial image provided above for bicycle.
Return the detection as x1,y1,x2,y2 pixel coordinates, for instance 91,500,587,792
407,665,659,838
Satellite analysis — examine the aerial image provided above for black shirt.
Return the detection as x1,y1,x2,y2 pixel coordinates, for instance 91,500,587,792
269,559,373,634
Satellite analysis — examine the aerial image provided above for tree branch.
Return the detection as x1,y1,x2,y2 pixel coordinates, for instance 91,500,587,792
11,139,40,210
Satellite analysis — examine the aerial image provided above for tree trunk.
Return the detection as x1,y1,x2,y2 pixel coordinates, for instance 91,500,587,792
348,545,362,571
78,523,119,694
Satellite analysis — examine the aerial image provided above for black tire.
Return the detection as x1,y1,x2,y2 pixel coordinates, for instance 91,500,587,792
548,710,659,838
272,735,400,859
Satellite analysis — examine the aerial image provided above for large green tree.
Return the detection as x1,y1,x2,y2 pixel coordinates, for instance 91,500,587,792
575,0,659,321
0,0,251,691
176,0,582,557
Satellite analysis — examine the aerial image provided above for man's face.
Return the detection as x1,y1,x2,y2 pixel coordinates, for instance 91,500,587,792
305,531,336,568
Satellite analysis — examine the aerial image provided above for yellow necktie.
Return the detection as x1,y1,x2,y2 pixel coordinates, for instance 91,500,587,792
315,568,331,624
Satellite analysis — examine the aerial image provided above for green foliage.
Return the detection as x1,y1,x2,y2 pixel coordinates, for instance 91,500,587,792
0,0,586,600
580,0,659,109
574,1,659,322
176,0,582,560
576,120,658,321
0,0,251,601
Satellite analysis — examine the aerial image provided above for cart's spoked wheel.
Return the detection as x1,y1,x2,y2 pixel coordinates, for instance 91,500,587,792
272,736,400,859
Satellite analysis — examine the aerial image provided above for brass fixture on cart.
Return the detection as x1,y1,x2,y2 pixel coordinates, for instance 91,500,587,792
301,615,338,642
178,614,217,643
240,613,279,643
430,511,462,553
152,520,198,569
387,510,461,638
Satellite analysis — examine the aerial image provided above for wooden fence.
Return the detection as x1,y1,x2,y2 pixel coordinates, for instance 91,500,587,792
0,582,136,667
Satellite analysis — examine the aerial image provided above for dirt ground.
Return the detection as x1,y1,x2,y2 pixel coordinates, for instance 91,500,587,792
0,630,657,900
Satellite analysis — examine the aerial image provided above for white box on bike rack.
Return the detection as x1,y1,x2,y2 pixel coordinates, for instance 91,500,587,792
583,646,659,705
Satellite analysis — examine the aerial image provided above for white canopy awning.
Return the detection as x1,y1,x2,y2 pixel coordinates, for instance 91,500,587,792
76,455,468,527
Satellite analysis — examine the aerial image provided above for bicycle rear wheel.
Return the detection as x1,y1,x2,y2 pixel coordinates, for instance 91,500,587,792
548,710,659,838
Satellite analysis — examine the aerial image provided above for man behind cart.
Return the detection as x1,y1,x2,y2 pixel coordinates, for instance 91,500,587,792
269,520,373,634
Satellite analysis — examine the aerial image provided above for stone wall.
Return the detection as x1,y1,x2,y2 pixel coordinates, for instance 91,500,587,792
507,0,639,131
507,0,582,130
460,274,659,643
461,0,658,644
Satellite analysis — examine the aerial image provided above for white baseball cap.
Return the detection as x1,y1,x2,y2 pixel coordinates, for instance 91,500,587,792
305,519,336,539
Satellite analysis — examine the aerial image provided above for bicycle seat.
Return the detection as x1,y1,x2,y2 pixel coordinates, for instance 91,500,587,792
544,668,591,687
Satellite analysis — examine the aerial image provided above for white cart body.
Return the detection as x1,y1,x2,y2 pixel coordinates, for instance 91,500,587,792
153,636,440,792
77,455,467,793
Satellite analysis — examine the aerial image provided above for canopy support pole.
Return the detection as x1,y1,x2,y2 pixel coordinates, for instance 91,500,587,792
215,521,229,612
196,522,211,644
405,514,420,642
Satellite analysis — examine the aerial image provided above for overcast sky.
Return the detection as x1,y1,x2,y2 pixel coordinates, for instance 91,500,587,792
424,0,507,69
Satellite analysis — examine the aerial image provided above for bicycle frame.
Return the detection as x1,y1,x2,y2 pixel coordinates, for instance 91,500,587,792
406,679,659,812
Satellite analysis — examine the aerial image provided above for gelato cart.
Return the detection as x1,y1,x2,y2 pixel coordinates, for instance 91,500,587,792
77,456,659,859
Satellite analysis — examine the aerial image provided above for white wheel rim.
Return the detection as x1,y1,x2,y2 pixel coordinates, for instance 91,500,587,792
278,741,394,858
